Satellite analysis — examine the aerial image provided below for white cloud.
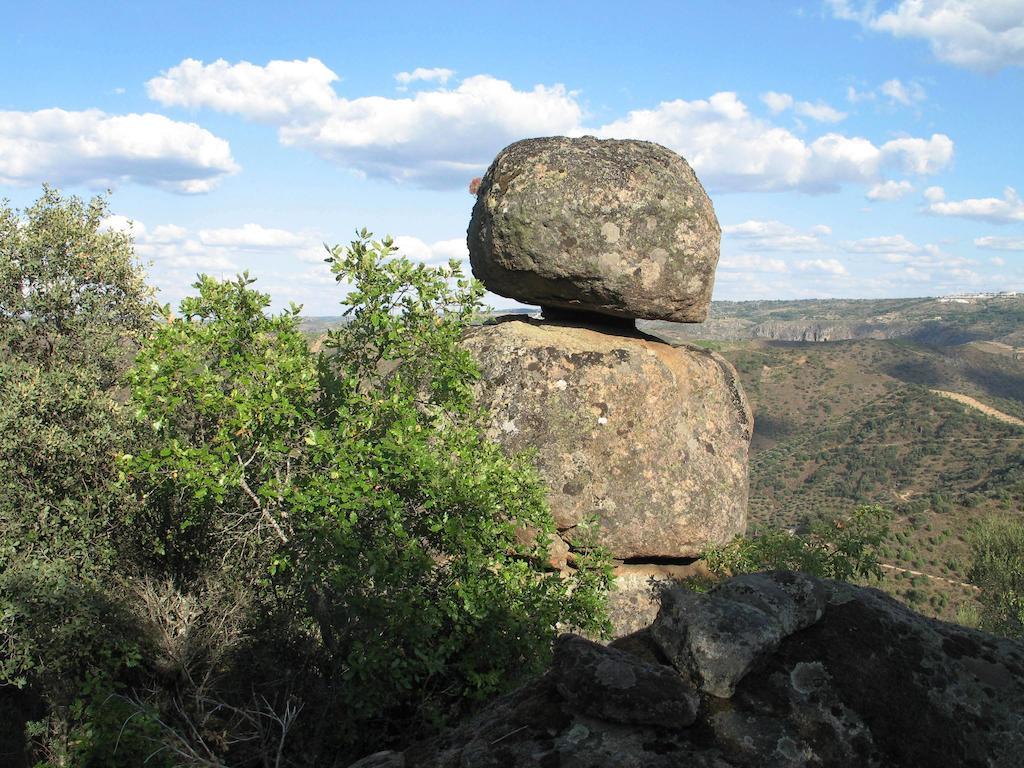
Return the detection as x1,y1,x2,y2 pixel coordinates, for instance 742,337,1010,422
794,101,848,123
881,134,953,174
761,91,794,113
927,187,1024,223
867,179,914,200
199,223,311,249
147,57,339,120
830,0,1024,72
150,224,189,243
0,108,238,193
975,235,1024,250
880,78,927,106
718,252,790,272
924,185,946,202
395,67,455,88
761,91,846,122
597,93,951,192
99,214,143,236
797,258,848,275
146,58,953,194
840,234,974,274
723,219,831,251
841,234,922,253
392,235,469,266
148,58,581,189
846,85,876,103
991,255,1007,265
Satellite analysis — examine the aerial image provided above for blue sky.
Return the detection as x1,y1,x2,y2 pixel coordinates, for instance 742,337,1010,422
2,0,1023,314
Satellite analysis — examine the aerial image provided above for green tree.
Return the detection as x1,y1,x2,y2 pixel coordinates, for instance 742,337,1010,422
123,233,611,763
968,516,1024,640
0,188,161,766
0,187,154,574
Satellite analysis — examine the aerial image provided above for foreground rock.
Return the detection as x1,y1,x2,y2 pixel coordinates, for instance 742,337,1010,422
463,316,751,559
467,136,720,322
351,572,1024,768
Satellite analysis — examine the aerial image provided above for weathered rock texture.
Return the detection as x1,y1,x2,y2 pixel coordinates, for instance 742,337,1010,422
467,136,720,322
463,316,751,559
606,561,708,637
350,572,1024,768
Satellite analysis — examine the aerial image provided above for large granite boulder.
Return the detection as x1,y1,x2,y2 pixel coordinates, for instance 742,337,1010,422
462,316,751,559
351,572,1024,768
467,136,720,322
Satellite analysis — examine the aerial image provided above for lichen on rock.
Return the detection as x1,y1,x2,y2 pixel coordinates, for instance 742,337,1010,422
467,136,721,322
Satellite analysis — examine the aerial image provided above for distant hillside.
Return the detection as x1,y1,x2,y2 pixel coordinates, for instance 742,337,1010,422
661,335,1024,625
644,293,1024,347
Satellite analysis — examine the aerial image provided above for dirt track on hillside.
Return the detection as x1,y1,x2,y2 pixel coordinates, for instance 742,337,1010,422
930,389,1024,428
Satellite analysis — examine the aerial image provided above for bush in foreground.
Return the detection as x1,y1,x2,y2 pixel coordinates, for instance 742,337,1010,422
1,195,611,767
120,233,612,764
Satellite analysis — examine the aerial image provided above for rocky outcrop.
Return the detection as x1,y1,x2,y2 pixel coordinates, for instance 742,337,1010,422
351,572,1024,768
463,316,751,559
467,136,720,323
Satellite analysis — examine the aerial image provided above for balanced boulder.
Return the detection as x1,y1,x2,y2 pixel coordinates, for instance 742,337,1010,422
462,316,751,559
467,136,720,322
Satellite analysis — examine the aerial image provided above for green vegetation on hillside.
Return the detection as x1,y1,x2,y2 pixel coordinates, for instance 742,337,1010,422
668,334,1024,625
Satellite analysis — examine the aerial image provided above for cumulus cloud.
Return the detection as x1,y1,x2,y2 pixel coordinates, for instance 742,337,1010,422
148,58,581,189
840,234,974,273
597,93,950,192
718,253,790,272
760,91,846,122
927,187,1024,223
146,57,339,120
795,101,848,123
797,258,848,275
880,78,927,106
198,223,312,249
0,108,238,193
867,179,914,200
830,0,1024,72
146,58,953,194
723,219,832,251
395,67,455,88
846,84,877,103
392,235,468,266
761,91,794,113
975,235,1024,250
841,234,923,253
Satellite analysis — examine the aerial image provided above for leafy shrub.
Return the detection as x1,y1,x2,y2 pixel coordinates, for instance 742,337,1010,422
702,504,892,581
121,232,612,763
968,516,1024,640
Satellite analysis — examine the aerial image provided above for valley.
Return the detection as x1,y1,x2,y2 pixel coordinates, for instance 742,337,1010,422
649,294,1024,624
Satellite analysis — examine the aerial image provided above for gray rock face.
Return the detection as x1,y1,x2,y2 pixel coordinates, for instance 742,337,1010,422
650,573,829,697
360,572,1024,768
467,136,720,322
605,562,708,638
553,634,700,728
462,317,752,559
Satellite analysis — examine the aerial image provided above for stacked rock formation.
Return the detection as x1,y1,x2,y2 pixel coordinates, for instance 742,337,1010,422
462,136,752,633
